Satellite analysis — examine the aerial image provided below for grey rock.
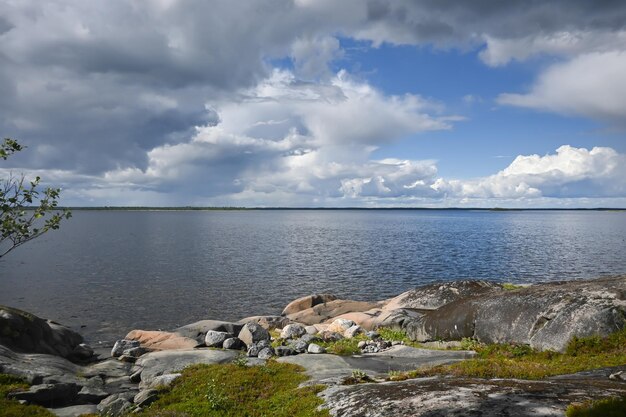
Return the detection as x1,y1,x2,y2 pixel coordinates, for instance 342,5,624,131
8,383,80,407
289,339,309,353
129,370,142,383
75,385,108,404
0,306,84,359
278,345,472,385
175,320,243,344
237,315,293,330
357,341,367,349
280,323,307,340
299,333,322,344
117,354,137,363
134,389,159,407
321,372,626,417
257,347,275,359
320,331,344,342
204,330,232,348
238,323,270,347
305,325,319,335
222,337,243,350
71,343,95,361
401,276,626,352
307,343,325,354
123,346,146,358
246,344,261,357
135,349,237,386
49,404,98,417
111,340,140,358
275,346,296,357
97,395,132,417
344,325,364,338
145,373,181,389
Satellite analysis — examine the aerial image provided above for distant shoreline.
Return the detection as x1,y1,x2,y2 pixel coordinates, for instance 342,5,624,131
26,206,626,212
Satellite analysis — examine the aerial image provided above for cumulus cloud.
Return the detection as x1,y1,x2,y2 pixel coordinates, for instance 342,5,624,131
433,146,626,200
497,51,626,122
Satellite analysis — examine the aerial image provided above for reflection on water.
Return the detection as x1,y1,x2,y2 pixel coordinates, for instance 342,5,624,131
1,210,625,344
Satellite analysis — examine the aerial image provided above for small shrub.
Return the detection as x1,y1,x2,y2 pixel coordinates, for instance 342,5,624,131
502,283,523,290
0,373,56,417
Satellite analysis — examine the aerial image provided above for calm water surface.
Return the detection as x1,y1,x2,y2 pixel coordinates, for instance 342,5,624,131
1,210,625,345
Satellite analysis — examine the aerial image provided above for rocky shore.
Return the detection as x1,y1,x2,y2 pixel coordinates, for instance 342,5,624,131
1,276,625,416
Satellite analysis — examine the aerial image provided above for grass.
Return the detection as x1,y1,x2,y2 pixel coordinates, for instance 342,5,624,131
388,327,626,381
566,397,626,417
502,283,524,290
0,374,56,417
317,336,364,355
135,361,329,417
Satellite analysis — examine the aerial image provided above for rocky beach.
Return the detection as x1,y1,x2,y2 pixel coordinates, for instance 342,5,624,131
1,276,625,417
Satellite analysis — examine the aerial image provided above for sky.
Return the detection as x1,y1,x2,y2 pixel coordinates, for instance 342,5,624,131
0,0,625,208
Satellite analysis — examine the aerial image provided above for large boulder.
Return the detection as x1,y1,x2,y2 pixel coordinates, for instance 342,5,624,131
0,306,84,360
382,280,502,311
286,300,384,325
401,276,626,352
174,320,243,343
237,323,270,347
124,330,199,351
237,315,293,330
204,330,232,348
281,294,338,316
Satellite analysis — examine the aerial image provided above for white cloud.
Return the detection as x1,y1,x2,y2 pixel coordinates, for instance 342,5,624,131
498,51,626,122
433,145,626,200
480,31,626,67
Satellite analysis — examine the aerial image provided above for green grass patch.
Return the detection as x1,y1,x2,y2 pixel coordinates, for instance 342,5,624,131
566,396,626,417
0,374,56,417
376,327,424,348
317,335,366,356
502,283,524,290
135,361,329,417
390,327,626,381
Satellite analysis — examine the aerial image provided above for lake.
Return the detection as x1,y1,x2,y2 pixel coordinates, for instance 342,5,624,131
1,209,625,346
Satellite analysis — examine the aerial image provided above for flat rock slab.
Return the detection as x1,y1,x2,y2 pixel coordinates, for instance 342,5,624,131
135,348,238,383
321,374,626,417
48,404,98,417
278,346,474,384
0,345,82,385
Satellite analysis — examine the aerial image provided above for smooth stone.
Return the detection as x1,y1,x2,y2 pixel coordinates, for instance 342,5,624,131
305,325,319,335
8,383,80,407
275,346,296,357
125,330,199,351
135,349,237,384
111,340,140,358
344,325,364,339
75,385,108,404
282,294,338,316
307,343,325,354
134,389,159,407
280,323,307,340
97,395,132,417
123,347,147,358
222,337,243,350
237,315,293,330
300,334,322,344
320,331,344,342
0,306,84,359
204,330,232,348
286,300,382,325
278,346,475,384
71,343,95,361
257,347,275,359
144,373,181,390
327,318,356,333
238,323,270,347
289,339,309,354
175,320,244,344
49,404,98,417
